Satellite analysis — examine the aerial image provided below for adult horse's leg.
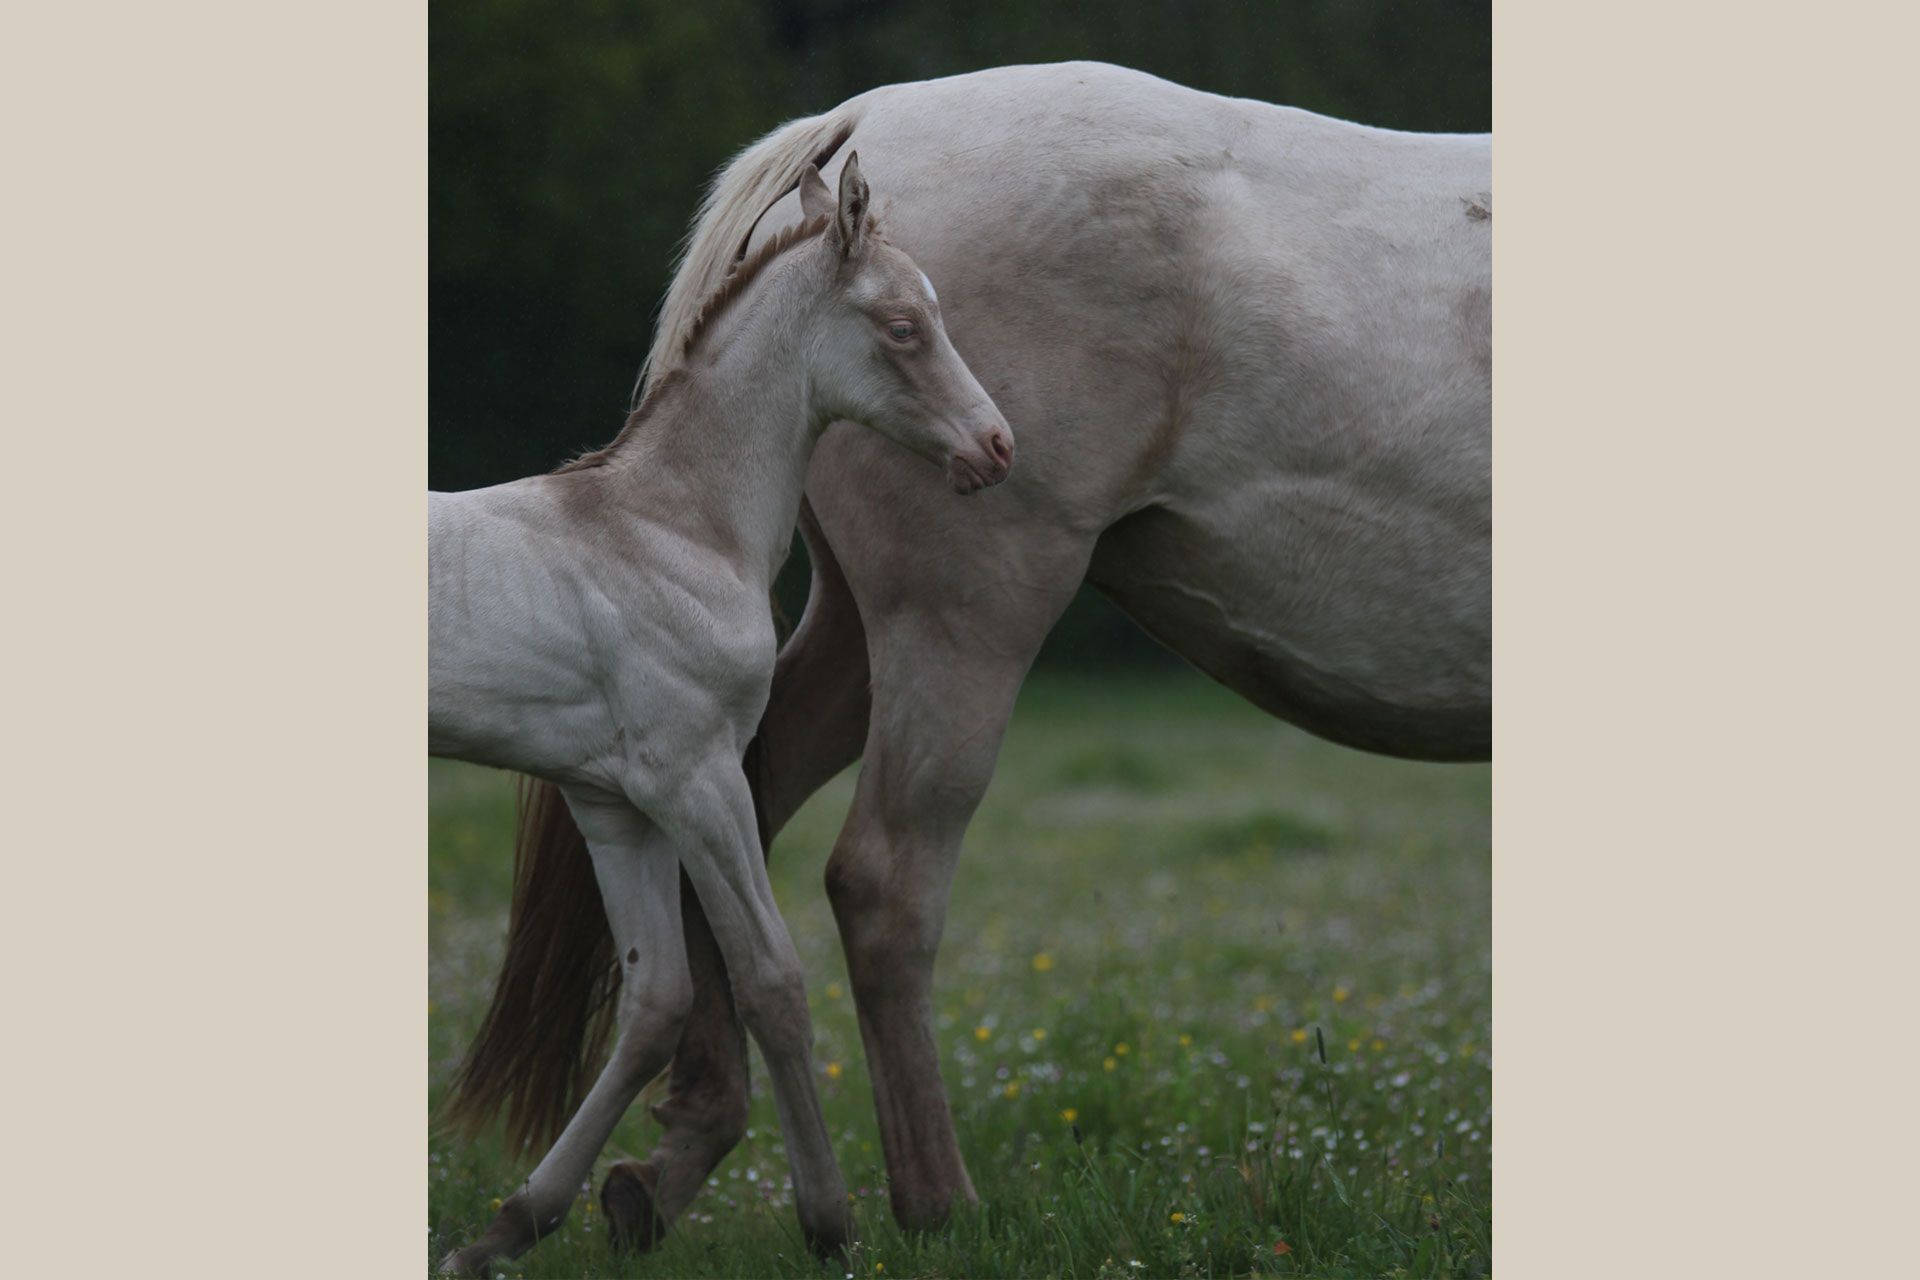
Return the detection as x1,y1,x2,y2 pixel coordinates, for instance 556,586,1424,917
441,792,692,1276
602,501,873,1247
819,504,1092,1230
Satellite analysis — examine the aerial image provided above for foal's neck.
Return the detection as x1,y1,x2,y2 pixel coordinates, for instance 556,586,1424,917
593,256,828,587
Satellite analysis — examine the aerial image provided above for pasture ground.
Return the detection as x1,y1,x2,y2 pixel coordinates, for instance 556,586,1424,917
429,671,1491,1278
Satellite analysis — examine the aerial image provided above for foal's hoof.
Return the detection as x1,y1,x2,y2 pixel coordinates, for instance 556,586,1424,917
602,1159,669,1253
436,1243,491,1277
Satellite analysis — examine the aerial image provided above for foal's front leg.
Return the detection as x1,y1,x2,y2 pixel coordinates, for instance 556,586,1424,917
439,794,690,1277
652,756,855,1254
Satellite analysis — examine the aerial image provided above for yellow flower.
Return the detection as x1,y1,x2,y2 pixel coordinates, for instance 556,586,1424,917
1347,1038,1362,1052
1290,1028,1309,1044
1371,1038,1385,1052
1333,985,1351,1003
875,1265,884,1274
826,1061,843,1080
1178,1033,1193,1048
1253,994,1275,1013
1004,1081,1021,1099
1103,1056,1118,1072
1114,1042,1130,1056
1032,952,1054,972
826,982,843,1000
975,1025,991,1041
488,1197,502,1212
1060,1108,1078,1124
1032,1028,1047,1041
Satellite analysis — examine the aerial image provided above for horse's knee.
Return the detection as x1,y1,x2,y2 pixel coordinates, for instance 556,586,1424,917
652,992,750,1146
825,836,941,990
822,833,882,919
655,1066,749,1151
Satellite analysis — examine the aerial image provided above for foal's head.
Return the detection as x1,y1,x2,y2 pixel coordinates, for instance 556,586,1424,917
799,155,1014,495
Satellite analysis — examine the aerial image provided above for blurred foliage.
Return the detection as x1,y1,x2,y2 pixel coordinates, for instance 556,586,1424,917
431,0,1490,662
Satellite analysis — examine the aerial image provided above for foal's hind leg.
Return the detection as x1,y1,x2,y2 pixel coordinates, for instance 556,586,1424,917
645,754,854,1254
603,501,872,1250
439,793,691,1277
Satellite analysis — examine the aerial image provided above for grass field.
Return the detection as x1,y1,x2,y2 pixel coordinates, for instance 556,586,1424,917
429,671,1491,1278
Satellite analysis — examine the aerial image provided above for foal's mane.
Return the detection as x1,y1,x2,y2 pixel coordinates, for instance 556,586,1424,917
554,213,833,474
676,212,832,366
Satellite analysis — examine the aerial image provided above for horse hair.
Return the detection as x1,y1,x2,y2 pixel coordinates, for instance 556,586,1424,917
439,776,621,1156
552,213,835,474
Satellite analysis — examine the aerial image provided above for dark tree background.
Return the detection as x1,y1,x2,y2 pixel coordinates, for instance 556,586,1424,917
432,0,1490,661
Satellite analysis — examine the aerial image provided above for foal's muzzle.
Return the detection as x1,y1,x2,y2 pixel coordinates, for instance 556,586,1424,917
948,424,1015,495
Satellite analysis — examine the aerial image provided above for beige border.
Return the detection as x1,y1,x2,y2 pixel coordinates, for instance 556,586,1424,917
6,3,426,1275
8,3,1915,1276
1495,3,1916,1276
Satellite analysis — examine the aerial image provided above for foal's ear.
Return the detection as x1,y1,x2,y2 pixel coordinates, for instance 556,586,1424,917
833,151,870,258
798,164,834,222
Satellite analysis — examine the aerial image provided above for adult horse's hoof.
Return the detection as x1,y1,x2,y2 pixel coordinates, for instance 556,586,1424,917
800,1201,856,1261
602,1159,669,1253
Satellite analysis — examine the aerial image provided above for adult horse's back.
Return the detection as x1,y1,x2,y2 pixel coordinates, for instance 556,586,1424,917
453,61,1489,1242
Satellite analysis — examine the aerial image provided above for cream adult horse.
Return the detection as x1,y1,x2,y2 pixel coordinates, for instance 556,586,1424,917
429,156,1013,1275
453,60,1490,1248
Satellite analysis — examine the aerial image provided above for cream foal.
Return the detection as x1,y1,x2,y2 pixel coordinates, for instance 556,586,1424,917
429,155,1013,1275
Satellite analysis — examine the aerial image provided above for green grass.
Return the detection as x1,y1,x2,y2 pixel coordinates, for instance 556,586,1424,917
429,671,1491,1278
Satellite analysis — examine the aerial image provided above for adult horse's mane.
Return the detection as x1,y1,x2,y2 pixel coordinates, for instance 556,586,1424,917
638,113,857,404
554,212,833,474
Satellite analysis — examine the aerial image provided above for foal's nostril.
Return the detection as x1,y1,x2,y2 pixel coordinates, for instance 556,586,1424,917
987,430,1013,468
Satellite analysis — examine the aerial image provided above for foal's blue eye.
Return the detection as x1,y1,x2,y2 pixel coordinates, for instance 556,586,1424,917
886,320,916,341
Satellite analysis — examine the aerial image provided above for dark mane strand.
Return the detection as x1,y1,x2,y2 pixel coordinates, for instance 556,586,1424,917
677,213,833,363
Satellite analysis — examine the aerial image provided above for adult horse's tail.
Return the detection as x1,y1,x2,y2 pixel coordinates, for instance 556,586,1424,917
444,107,856,1156
441,777,619,1155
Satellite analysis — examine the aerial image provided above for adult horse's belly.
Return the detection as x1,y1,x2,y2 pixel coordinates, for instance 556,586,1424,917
1089,477,1489,762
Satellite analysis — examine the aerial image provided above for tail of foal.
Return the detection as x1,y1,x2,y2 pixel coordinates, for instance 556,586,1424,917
442,777,620,1156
